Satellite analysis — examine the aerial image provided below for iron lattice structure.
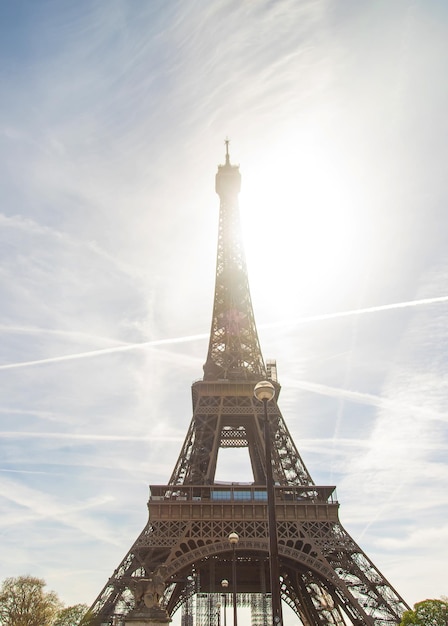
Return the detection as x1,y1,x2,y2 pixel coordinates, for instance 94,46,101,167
81,144,409,626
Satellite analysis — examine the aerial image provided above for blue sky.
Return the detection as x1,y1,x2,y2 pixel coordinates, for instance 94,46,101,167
1,0,447,619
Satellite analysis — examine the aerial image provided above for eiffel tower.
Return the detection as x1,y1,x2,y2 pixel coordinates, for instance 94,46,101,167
82,143,410,626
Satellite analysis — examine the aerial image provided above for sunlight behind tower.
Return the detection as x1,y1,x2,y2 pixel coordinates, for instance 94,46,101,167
81,144,410,626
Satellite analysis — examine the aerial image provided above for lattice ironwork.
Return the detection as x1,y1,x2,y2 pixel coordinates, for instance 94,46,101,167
203,143,265,382
81,146,410,626
168,384,314,487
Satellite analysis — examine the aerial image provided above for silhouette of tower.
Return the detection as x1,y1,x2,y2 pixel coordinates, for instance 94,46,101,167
82,143,410,626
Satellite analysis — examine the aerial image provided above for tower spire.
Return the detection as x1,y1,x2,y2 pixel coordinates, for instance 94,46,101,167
203,142,265,381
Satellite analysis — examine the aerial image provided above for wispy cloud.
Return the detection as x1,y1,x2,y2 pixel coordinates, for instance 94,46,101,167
0,477,121,545
2,295,446,371
284,377,448,423
1,0,448,613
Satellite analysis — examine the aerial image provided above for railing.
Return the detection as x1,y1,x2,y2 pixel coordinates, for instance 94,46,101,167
149,484,337,504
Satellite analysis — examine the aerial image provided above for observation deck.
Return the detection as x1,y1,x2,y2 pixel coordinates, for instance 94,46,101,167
148,484,339,523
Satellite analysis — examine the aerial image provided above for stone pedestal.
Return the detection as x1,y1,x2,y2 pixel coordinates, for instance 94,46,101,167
125,605,171,626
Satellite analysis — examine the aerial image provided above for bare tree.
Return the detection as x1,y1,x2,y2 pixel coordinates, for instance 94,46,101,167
0,575,61,626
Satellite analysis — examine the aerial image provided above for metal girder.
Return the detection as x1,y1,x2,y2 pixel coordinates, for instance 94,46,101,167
81,489,408,626
169,381,314,487
203,154,265,383
81,147,410,626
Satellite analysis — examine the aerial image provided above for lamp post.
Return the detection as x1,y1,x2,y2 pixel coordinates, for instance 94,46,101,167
228,532,239,626
254,380,283,626
221,579,228,626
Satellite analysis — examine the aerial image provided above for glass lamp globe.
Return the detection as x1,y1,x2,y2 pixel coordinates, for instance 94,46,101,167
254,380,275,402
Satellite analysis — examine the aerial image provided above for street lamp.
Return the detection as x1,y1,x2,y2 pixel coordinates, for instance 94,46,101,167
228,532,239,626
254,380,283,626
221,579,229,626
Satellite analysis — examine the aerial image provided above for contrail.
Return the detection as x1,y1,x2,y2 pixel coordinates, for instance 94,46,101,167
260,294,448,329
0,332,208,371
0,323,132,345
283,378,448,423
0,431,184,442
1,295,447,371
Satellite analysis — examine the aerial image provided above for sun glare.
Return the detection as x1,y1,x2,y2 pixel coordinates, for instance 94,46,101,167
240,128,367,315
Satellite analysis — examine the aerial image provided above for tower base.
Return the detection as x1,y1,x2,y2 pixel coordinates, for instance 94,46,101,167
125,606,171,626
